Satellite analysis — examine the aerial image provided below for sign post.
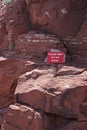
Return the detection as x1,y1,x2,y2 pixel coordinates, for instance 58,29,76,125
47,52,65,64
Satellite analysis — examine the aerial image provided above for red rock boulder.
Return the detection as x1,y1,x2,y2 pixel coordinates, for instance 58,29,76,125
0,57,35,109
26,0,87,38
15,66,87,121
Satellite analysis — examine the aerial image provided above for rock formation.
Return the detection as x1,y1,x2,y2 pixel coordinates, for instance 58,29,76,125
2,66,87,130
15,31,66,61
0,0,87,130
26,0,87,38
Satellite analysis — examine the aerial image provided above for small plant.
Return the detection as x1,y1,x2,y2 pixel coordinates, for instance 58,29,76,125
4,0,10,4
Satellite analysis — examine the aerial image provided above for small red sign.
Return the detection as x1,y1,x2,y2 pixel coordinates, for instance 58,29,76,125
47,52,65,64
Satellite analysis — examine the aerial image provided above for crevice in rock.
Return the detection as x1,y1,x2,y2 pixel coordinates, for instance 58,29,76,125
4,121,21,130
80,97,87,117
15,97,44,114
16,96,79,122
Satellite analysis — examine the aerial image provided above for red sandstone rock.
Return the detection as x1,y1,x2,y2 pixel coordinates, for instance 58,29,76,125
57,65,86,76
0,1,7,50
2,104,49,130
63,12,87,59
0,0,87,130
15,67,87,121
26,0,87,38
64,121,87,130
15,31,66,61
0,56,35,127
0,0,30,50
64,37,87,59
0,56,35,109
5,0,30,38
0,22,6,49
2,98,87,130
0,107,8,127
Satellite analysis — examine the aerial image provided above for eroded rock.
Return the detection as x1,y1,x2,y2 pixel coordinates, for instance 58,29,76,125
0,56,35,108
26,0,87,38
0,0,87,130
15,31,66,61
2,104,49,130
15,67,87,121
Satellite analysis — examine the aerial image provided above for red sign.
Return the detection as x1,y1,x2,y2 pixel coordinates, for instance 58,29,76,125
47,52,65,64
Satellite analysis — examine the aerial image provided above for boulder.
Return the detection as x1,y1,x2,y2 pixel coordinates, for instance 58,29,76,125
26,0,87,38
2,104,87,130
15,67,87,121
2,104,49,130
57,65,86,76
0,56,35,109
0,56,35,127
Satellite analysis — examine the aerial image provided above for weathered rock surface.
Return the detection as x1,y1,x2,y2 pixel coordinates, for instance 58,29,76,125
5,0,30,38
57,65,86,76
0,56,35,126
0,0,87,59
2,66,87,130
26,0,87,38
2,103,87,130
0,0,7,50
0,0,87,130
15,68,87,121
0,56,35,106
0,0,30,51
15,31,66,61
63,12,87,59
2,104,49,130
0,107,8,127
64,37,87,60
25,0,87,60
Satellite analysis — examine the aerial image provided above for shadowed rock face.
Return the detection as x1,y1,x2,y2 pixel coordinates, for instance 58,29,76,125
1,0,87,59
0,57,35,108
0,57,35,127
0,0,30,51
26,0,87,38
14,68,87,121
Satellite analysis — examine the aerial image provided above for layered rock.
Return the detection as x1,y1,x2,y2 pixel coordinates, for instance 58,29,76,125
25,0,87,61
0,0,87,130
0,56,35,126
0,57,35,108
0,0,30,51
15,31,65,61
2,104,49,130
2,66,87,130
2,103,87,130
63,13,87,61
64,37,87,60
15,67,87,121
